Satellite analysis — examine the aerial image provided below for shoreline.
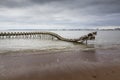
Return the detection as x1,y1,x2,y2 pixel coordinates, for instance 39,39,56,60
0,46,120,80
0,43,120,55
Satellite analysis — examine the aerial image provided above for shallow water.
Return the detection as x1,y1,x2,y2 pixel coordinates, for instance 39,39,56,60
53,31,120,47
0,30,120,53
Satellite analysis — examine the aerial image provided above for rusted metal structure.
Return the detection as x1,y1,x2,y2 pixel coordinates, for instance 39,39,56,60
0,31,97,43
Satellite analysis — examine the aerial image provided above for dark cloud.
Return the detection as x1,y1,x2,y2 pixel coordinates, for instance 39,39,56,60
0,0,65,8
30,0,65,4
0,0,120,14
0,0,120,29
62,0,120,15
0,0,31,8
88,0,120,14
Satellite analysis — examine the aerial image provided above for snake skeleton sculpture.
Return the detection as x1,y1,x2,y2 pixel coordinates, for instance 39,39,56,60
0,31,97,44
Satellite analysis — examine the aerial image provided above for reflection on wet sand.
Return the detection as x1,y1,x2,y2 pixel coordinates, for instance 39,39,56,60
81,50,97,62
0,45,120,80
79,44,98,62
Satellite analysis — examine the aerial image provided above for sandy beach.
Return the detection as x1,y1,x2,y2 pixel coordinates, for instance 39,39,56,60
0,46,120,80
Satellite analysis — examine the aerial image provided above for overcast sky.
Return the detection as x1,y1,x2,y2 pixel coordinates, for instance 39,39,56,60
0,0,120,29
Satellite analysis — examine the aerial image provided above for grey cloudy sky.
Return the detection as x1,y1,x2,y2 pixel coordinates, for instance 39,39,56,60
0,0,120,29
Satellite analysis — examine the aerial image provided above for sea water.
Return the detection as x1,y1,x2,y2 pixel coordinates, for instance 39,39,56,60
0,30,120,53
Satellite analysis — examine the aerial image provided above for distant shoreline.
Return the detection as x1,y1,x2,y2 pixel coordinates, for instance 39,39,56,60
0,29,120,31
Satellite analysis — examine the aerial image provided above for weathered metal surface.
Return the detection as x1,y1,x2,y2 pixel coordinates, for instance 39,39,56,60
0,31,97,43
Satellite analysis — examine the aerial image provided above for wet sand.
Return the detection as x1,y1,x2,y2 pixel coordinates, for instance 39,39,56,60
0,47,120,80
